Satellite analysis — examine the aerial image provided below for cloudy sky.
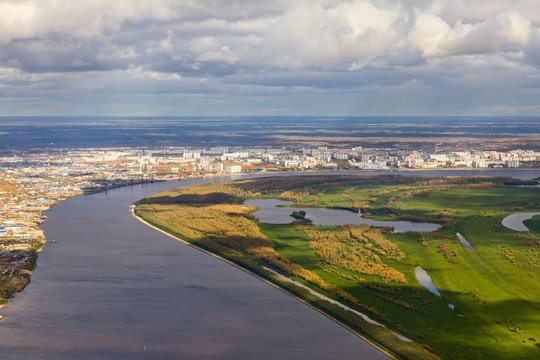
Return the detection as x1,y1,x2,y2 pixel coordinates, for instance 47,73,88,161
0,0,539,116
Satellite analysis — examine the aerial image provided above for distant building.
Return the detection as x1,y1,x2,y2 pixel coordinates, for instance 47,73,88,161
183,152,200,159
225,165,242,174
505,160,520,168
472,159,487,168
333,152,349,160
262,154,274,162
221,152,248,161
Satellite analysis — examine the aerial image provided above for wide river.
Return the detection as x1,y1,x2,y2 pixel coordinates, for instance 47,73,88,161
0,176,390,360
0,170,538,359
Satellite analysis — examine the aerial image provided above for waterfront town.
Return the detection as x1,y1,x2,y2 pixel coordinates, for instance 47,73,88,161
0,144,539,308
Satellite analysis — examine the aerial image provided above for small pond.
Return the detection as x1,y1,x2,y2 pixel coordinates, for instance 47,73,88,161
414,266,441,297
501,212,540,232
415,266,455,310
244,199,441,233
456,233,473,251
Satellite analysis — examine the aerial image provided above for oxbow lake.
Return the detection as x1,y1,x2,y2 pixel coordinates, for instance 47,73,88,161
501,212,540,232
244,198,441,233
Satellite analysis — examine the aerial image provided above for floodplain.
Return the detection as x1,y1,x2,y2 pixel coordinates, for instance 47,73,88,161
135,175,540,359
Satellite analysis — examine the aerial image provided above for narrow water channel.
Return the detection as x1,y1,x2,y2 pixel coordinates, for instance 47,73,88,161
414,266,441,297
414,266,455,310
456,233,473,251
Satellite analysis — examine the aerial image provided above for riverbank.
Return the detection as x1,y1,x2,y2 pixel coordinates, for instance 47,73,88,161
2,175,404,360
129,204,398,355
131,203,434,360
0,177,174,311
81,178,167,195
134,174,540,359
3,169,539,357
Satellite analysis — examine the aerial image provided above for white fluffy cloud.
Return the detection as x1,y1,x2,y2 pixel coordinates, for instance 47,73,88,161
1,0,538,71
261,1,400,67
0,1,36,42
0,1,164,42
0,0,539,115
410,11,531,57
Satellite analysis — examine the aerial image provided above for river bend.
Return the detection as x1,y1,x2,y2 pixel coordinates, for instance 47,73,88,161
0,178,388,360
2,170,538,359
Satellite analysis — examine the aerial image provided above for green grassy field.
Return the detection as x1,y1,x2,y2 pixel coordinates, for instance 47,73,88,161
135,175,540,359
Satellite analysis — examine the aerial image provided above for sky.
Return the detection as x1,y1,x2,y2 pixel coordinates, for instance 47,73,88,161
0,0,539,116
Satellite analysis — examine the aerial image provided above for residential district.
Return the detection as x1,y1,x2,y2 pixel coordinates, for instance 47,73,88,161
0,144,539,308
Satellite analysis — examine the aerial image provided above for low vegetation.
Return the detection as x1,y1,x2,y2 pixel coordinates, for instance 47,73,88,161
135,175,540,360
305,225,406,283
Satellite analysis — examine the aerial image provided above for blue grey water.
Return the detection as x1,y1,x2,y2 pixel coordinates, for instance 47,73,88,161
456,233,473,251
501,212,540,232
244,198,441,233
414,266,441,298
0,177,389,360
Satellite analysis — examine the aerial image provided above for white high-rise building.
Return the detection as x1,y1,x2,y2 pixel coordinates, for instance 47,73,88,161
225,165,242,174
